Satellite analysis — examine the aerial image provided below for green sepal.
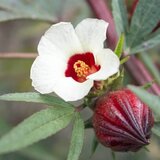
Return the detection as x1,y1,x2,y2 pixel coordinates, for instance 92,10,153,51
114,34,124,58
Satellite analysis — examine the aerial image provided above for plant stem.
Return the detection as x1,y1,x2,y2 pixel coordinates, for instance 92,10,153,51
139,53,160,85
86,0,160,95
125,56,160,95
0,53,37,59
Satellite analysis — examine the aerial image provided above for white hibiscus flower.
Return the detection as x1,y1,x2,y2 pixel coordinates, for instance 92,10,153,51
30,18,120,101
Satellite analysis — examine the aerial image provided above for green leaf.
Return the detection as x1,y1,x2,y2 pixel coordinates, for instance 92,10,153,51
0,0,89,23
114,34,124,58
0,106,74,154
139,52,160,85
0,0,57,22
0,92,72,108
128,85,160,117
112,0,128,36
152,123,160,137
130,29,160,53
126,0,160,49
67,113,84,160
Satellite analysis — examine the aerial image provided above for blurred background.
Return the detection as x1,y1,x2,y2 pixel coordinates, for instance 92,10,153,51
0,0,160,159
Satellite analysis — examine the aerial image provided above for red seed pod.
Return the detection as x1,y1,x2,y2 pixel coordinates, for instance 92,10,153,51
92,89,154,152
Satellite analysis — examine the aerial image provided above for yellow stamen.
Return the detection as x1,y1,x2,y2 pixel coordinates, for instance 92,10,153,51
73,60,90,78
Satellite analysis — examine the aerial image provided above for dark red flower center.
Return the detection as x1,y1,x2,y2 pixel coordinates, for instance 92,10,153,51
65,52,100,83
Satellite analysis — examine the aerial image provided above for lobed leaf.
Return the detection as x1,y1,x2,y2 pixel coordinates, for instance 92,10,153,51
0,106,74,154
128,85,160,117
0,92,72,108
67,113,84,160
126,0,160,49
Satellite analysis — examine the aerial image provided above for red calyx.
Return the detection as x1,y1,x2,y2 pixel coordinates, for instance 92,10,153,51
93,88,154,152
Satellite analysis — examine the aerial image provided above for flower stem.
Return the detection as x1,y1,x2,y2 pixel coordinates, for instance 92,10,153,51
86,0,160,95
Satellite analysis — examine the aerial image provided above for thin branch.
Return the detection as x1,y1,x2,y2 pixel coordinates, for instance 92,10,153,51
0,53,37,59
125,56,160,95
86,0,160,95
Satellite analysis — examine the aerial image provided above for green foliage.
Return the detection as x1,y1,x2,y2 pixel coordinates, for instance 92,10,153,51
112,0,128,36
112,0,160,54
130,29,160,53
0,0,159,159
67,113,84,160
0,92,72,108
114,34,124,58
0,0,56,22
128,85,160,117
127,0,160,47
0,106,74,154
0,0,89,23
126,0,160,52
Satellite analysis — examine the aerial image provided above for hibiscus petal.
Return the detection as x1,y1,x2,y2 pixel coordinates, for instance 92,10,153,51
38,22,83,59
53,77,93,101
87,49,120,80
30,55,66,94
75,18,108,53
30,55,93,101
38,36,66,60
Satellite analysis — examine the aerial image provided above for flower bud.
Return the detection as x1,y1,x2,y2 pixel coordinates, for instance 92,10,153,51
92,89,154,152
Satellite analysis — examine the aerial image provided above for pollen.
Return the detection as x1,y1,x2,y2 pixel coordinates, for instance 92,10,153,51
65,52,100,83
73,60,90,78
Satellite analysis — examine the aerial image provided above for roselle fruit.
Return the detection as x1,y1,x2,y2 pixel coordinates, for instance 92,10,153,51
92,89,154,152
